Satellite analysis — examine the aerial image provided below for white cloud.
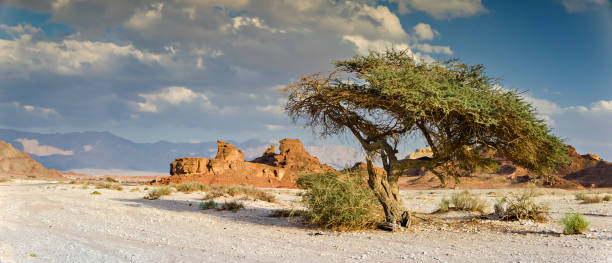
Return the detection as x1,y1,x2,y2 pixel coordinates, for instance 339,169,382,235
561,0,610,13
0,25,168,75
521,94,612,159
413,23,438,41
8,102,58,117
265,124,286,131
16,138,73,156
83,145,94,152
393,0,487,19
342,35,410,55
412,43,453,55
135,86,210,113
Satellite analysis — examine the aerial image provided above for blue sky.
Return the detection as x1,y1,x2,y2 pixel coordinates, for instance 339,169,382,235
0,0,611,160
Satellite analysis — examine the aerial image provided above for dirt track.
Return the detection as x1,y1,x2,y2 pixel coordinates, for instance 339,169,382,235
1,180,611,263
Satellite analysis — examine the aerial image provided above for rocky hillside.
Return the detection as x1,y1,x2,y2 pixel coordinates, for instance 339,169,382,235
0,141,64,179
160,139,333,187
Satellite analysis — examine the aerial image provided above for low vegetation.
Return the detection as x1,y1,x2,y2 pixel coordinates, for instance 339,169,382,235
94,182,123,191
297,172,383,231
604,195,611,202
199,200,218,210
200,185,277,203
575,192,587,201
268,209,304,218
90,191,101,195
494,191,549,222
561,212,589,234
581,195,603,204
0,178,11,183
172,181,207,193
218,201,245,212
144,186,174,200
439,190,487,213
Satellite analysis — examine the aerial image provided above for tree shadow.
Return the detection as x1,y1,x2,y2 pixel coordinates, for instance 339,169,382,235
113,197,308,229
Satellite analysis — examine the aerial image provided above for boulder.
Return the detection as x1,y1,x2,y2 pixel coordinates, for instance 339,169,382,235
252,138,334,173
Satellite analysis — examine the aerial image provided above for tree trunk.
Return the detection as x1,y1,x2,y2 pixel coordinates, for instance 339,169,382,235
365,156,410,229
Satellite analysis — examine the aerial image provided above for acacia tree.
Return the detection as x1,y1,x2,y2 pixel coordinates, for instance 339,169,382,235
284,49,570,228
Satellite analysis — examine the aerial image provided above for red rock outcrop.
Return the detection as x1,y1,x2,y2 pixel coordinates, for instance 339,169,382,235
252,138,334,173
0,141,64,179
555,146,612,187
162,138,334,187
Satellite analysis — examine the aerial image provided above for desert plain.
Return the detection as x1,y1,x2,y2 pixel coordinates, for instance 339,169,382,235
1,179,611,263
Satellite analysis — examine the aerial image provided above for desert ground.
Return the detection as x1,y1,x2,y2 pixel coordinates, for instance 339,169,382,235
1,179,611,263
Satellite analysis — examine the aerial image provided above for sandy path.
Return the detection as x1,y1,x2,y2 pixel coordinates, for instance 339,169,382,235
0,181,611,263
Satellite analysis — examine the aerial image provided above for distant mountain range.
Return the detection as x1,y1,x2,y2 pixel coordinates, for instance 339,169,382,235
0,129,364,175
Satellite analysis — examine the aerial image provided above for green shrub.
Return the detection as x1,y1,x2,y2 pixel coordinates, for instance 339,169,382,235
81,184,89,189
581,195,603,204
494,191,549,222
91,191,101,195
450,191,487,213
575,192,586,200
561,212,589,234
144,186,174,200
603,195,611,202
199,200,218,210
297,172,383,231
438,198,450,213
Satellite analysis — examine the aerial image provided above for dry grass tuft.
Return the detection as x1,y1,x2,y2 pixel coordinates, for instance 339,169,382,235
90,191,101,195
0,178,11,183
449,191,487,213
494,190,549,222
200,185,277,203
144,186,174,200
218,201,245,212
269,209,305,218
581,195,603,204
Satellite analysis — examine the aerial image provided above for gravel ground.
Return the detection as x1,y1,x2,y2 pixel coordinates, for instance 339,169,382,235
1,180,611,263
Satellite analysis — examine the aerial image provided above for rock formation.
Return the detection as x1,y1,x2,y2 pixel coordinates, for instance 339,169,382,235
215,140,244,161
0,141,63,179
407,147,433,159
252,138,334,173
163,138,333,187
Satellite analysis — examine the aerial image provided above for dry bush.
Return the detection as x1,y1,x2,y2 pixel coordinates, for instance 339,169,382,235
438,198,451,213
449,191,487,213
94,182,123,191
104,177,118,183
129,188,140,192
218,201,245,212
0,178,11,183
144,186,174,200
494,190,549,222
575,192,587,201
581,195,603,204
297,172,384,231
561,212,589,234
604,195,611,202
201,185,277,203
268,209,304,218
173,181,207,193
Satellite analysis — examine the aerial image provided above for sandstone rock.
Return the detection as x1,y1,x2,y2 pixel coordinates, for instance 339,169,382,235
408,147,433,159
215,140,244,161
164,138,332,188
0,141,63,178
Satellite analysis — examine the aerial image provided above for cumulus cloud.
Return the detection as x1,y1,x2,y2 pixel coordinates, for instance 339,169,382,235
561,0,610,13
16,138,73,156
0,25,168,76
392,0,488,19
522,94,612,159
413,23,438,41
135,86,212,113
